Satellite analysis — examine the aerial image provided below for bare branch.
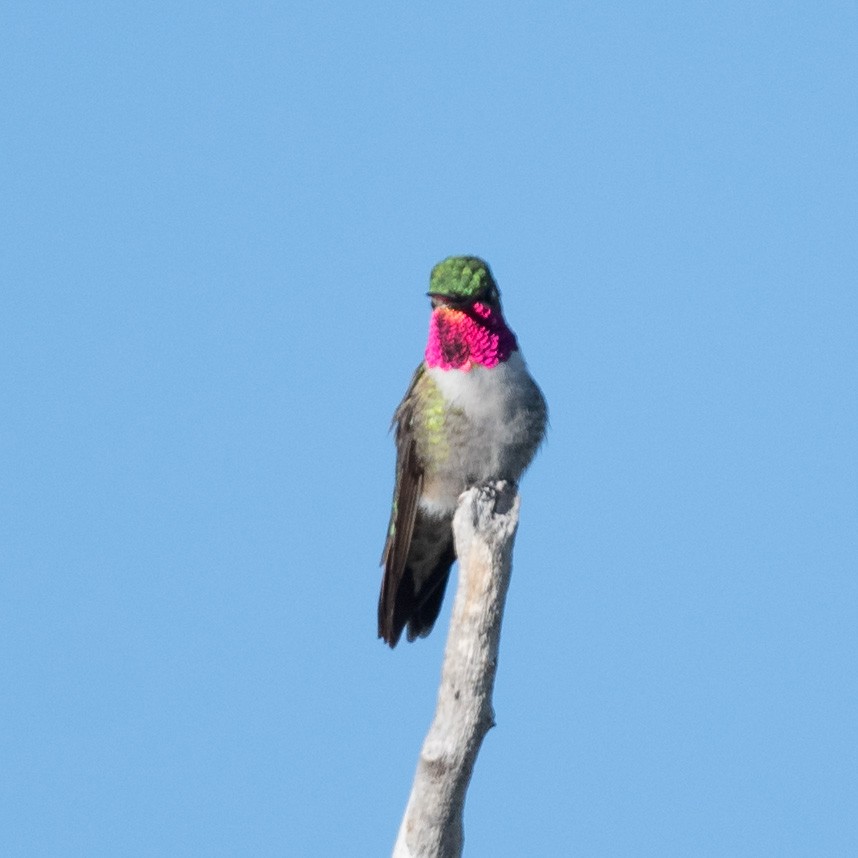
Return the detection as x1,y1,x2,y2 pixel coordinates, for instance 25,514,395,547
393,481,521,858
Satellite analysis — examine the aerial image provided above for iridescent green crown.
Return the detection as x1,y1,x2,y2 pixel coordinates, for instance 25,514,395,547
429,256,497,299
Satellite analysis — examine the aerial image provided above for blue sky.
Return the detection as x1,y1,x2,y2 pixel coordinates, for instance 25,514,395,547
2,2,856,855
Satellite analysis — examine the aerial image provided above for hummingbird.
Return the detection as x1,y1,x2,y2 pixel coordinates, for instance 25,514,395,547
378,256,547,647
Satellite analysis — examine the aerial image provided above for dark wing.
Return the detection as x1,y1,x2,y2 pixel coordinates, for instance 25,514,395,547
378,365,425,646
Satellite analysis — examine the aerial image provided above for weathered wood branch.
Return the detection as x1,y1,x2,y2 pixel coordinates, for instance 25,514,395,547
393,481,521,858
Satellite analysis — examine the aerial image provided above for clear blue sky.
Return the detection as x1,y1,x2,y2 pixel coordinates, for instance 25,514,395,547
2,2,856,855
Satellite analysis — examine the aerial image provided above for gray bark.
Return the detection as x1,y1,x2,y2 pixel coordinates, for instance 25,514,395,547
393,481,521,858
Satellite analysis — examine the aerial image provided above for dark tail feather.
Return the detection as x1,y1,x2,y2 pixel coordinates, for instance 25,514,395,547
406,540,456,642
378,536,456,647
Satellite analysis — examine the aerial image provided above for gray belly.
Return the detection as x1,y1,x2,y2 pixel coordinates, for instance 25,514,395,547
421,355,546,513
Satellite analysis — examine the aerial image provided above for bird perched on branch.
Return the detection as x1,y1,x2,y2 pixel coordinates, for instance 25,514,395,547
379,256,547,647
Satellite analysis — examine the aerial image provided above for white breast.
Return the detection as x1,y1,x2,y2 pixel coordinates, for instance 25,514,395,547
427,350,535,420
425,350,545,492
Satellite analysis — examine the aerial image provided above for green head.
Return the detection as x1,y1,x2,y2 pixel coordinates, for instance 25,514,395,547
428,256,499,304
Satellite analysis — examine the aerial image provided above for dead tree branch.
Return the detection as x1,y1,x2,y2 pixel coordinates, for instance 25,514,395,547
393,481,521,858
